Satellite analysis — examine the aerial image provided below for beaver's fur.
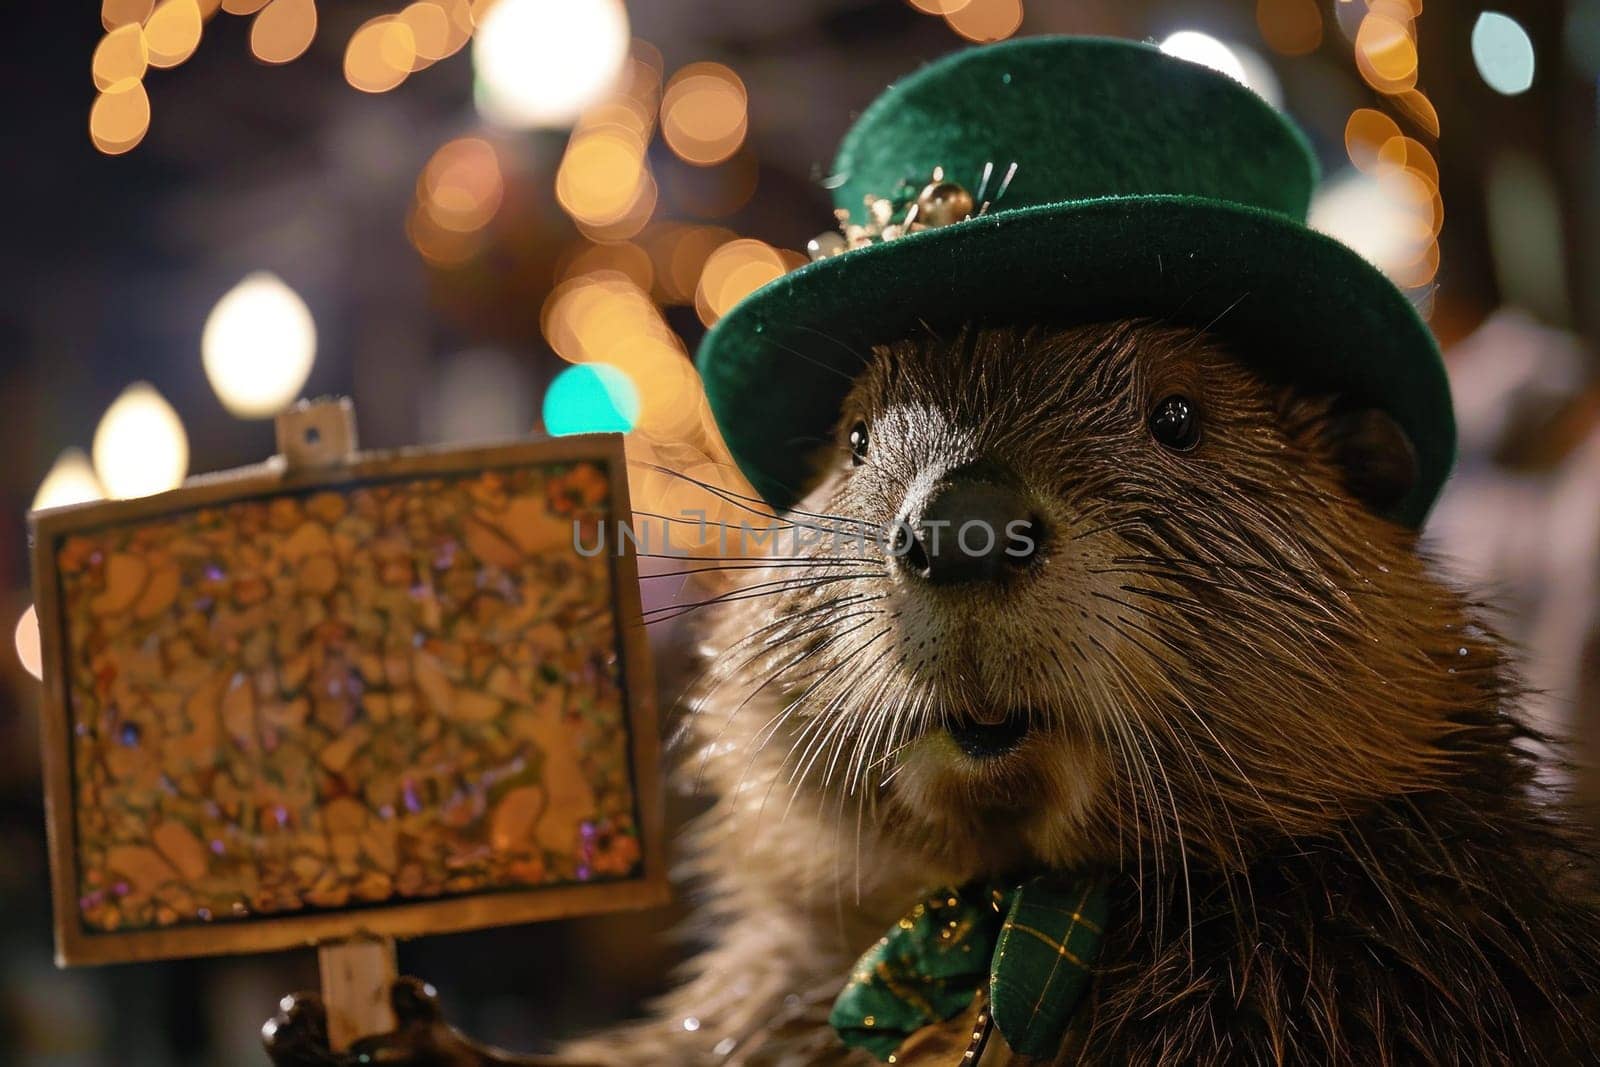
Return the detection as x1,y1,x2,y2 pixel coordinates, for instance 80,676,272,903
553,321,1600,1066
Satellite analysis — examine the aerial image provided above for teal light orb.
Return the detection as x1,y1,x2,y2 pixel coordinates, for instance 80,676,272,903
543,363,640,436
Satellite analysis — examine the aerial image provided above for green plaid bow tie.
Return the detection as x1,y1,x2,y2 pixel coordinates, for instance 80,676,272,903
829,876,1107,1062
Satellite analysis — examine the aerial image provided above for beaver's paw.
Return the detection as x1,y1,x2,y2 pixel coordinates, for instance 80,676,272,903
266,978,560,1067
346,979,490,1066
262,992,345,1067
389,976,447,1026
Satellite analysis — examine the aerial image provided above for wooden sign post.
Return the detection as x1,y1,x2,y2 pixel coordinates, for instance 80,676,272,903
29,397,666,1051
277,400,398,1051
318,937,398,1050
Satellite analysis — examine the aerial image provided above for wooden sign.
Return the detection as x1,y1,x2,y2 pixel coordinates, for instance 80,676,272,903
29,405,665,976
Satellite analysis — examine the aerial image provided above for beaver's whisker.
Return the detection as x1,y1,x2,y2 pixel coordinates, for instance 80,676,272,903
1104,712,1149,919
775,629,892,797
634,551,870,563
849,663,909,902
1068,517,1153,543
697,607,888,789
1101,556,1355,620
850,667,920,900
866,662,930,789
1091,587,1345,686
643,571,886,624
849,665,906,797
783,667,871,797
821,651,898,796
1087,631,1168,927
746,627,890,828
733,619,884,801
756,332,862,384
820,659,899,909
1094,624,1196,964
1147,708,1252,917
628,509,817,535
869,680,926,787
782,321,875,372
670,592,884,742
639,559,881,579
1091,599,1283,864
639,462,881,536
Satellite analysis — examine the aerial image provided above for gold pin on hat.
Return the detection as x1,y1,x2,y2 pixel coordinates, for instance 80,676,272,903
808,167,978,260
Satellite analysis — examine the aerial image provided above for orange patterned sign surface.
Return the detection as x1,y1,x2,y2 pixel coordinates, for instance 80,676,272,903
54,460,644,936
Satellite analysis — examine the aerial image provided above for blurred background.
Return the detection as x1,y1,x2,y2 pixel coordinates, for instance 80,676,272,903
2,0,1598,1062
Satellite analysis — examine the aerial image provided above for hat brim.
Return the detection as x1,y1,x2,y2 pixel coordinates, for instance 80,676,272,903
696,195,1453,528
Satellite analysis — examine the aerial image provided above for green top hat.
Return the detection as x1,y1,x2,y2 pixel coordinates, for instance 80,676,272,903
695,36,1453,528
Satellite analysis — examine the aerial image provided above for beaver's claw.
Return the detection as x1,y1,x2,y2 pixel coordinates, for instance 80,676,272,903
389,976,447,1026
264,978,571,1067
262,991,344,1067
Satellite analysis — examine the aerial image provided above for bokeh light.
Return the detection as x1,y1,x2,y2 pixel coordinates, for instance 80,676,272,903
1394,90,1441,139
92,382,190,499
421,137,504,232
1333,0,1442,302
641,224,736,305
520,254,775,553
944,0,1023,43
557,129,648,225
408,136,505,266
1379,135,1440,191
473,0,630,129
695,239,788,326
15,606,42,683
345,15,415,93
1355,10,1418,93
1255,0,1322,57
1345,108,1403,172
103,0,155,31
406,207,480,268
32,449,106,512
144,0,204,69
1159,31,1283,107
1472,12,1536,96
1232,42,1283,108
90,83,152,156
397,1,452,70
201,272,317,418
93,24,149,92
625,436,771,558
550,50,664,241
222,0,271,13
661,63,748,167
543,272,704,439
544,363,640,436
1160,30,1248,84
250,0,317,65
1311,167,1438,287
557,241,655,293
543,272,674,363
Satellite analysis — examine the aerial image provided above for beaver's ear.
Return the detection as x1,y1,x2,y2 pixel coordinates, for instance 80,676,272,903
1329,407,1419,517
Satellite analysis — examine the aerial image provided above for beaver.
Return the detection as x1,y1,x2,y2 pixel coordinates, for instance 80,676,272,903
266,319,1600,1066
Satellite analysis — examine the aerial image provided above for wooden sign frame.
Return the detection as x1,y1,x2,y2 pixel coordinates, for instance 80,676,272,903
30,429,666,968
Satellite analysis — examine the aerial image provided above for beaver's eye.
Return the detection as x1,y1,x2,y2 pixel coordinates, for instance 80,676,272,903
848,420,870,466
1148,395,1200,451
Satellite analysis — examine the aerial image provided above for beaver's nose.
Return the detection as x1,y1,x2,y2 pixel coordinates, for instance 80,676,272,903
893,461,1044,585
